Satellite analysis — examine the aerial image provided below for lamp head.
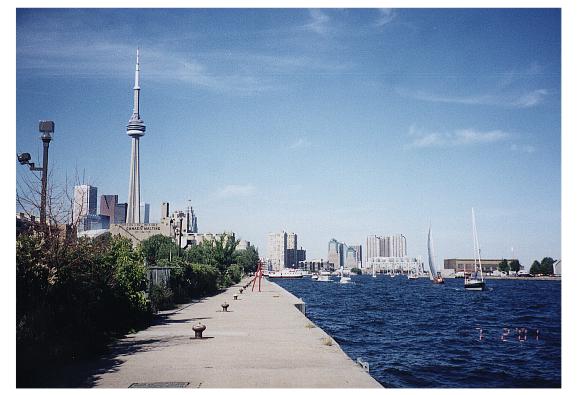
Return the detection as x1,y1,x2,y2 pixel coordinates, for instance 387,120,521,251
18,152,31,165
39,120,54,141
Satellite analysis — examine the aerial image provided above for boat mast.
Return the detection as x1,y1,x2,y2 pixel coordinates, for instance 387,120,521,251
472,208,484,281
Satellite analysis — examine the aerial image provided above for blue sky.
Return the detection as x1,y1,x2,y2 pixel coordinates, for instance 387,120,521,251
15,8,561,266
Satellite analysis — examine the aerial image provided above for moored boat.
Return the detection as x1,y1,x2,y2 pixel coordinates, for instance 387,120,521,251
268,269,304,279
465,208,486,291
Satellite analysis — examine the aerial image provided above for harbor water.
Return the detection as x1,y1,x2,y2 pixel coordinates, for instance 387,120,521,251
271,275,561,388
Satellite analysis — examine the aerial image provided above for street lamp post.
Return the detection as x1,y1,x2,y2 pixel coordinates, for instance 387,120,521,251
17,120,54,228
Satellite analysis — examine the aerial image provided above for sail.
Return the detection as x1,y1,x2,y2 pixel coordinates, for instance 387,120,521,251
427,226,436,280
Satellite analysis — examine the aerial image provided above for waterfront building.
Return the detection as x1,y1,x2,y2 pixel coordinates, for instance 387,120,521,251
345,246,359,269
267,231,288,271
114,203,128,224
351,244,362,267
125,49,146,224
365,234,407,266
328,238,345,268
367,256,425,276
99,195,118,226
140,203,150,224
299,259,334,272
444,258,518,274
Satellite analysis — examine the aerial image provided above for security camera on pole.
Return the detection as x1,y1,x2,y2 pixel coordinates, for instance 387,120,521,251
17,120,55,228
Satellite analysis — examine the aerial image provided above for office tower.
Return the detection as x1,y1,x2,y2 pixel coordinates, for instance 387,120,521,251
345,246,359,269
99,194,118,225
328,238,345,268
114,203,128,224
126,49,146,224
351,245,363,267
73,184,97,225
187,205,198,233
286,232,298,268
140,202,150,224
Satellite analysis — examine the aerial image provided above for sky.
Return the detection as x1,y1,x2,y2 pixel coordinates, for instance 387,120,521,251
15,7,562,267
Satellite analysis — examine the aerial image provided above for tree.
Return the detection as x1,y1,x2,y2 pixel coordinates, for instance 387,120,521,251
234,245,259,274
498,259,510,272
140,234,179,265
509,259,521,273
351,267,362,275
540,257,555,275
530,260,541,275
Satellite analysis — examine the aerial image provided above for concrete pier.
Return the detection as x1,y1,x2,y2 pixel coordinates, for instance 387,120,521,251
88,277,382,388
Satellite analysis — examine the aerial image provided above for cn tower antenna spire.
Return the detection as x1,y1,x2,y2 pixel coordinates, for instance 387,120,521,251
126,48,146,224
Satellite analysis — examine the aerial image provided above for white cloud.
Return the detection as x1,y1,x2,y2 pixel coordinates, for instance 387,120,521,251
512,89,548,108
289,137,312,149
398,87,549,108
375,9,396,26
216,184,256,199
408,126,510,148
305,9,331,34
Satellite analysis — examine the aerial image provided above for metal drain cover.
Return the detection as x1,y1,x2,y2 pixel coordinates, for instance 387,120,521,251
129,382,190,388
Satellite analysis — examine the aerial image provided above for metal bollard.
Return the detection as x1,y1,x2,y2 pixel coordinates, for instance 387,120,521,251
233,294,239,300
221,302,229,312
239,288,243,294
192,322,206,339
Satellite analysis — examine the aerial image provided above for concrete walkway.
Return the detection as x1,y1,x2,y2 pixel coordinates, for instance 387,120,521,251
86,277,382,388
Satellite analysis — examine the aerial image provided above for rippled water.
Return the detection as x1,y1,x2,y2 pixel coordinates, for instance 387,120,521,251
272,276,561,388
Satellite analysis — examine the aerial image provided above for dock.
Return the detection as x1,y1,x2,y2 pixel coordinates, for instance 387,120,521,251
85,277,382,388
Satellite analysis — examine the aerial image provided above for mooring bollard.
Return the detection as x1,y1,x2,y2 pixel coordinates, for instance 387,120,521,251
192,322,206,339
233,294,239,300
239,288,243,294
221,302,229,312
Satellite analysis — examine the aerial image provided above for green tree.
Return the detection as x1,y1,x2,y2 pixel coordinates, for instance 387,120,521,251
140,234,180,265
235,245,259,273
540,257,555,275
498,259,510,272
530,260,541,275
351,267,362,275
509,259,521,273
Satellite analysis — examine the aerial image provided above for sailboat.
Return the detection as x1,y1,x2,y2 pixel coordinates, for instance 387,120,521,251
339,267,351,284
464,208,486,291
372,260,377,278
428,225,445,284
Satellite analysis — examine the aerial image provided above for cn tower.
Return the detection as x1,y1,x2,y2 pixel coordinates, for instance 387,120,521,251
125,48,145,224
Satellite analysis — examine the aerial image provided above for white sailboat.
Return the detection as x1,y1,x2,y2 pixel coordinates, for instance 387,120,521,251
339,267,351,284
372,260,377,278
428,225,444,284
464,208,486,291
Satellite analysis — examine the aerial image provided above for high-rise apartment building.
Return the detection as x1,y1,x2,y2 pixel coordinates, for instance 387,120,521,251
365,234,407,266
267,231,287,271
73,185,97,225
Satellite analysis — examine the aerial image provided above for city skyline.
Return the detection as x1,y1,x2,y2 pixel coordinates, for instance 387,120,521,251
16,8,561,265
